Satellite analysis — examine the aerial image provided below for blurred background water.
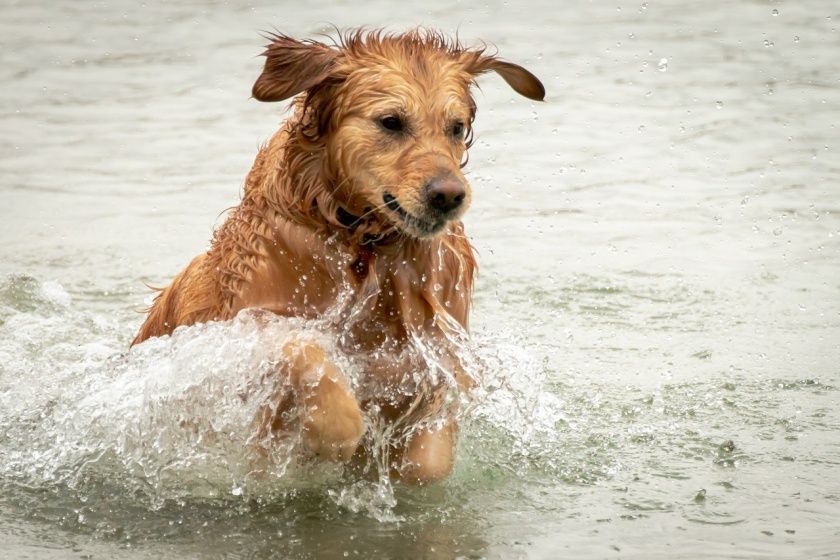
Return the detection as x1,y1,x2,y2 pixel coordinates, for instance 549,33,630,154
1,0,839,558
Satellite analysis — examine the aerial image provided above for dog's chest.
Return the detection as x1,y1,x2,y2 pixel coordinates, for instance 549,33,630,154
343,252,435,347
235,233,433,333
235,228,469,371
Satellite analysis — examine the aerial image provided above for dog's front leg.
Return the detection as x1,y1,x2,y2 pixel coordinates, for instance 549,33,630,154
393,419,457,485
282,339,365,462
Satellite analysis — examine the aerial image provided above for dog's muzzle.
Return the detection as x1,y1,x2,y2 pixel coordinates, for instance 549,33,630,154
382,192,446,237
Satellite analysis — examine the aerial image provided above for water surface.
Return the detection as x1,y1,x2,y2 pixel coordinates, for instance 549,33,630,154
2,0,839,558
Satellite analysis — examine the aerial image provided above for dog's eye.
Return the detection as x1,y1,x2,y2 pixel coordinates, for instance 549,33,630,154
450,121,465,138
379,115,404,133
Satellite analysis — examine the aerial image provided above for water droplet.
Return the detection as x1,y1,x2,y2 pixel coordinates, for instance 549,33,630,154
793,36,800,43
657,57,668,72
763,39,774,48
715,100,723,109
772,9,779,16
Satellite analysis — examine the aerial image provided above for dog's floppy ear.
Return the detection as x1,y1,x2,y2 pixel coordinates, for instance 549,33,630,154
252,34,340,102
463,52,545,101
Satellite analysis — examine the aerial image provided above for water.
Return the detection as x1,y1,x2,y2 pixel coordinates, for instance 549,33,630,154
2,0,839,557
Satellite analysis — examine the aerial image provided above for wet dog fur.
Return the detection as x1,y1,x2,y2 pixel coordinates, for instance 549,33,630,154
131,29,544,484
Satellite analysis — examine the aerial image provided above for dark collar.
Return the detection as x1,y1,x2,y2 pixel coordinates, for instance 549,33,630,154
336,205,400,246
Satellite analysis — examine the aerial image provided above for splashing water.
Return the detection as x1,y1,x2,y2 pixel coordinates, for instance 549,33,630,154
0,275,563,521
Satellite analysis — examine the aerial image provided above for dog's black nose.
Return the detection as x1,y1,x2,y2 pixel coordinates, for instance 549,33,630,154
426,177,465,213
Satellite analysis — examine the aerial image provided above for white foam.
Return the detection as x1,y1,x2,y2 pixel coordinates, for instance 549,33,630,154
0,278,563,516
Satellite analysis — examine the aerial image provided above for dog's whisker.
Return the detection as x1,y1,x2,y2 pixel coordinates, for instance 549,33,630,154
350,200,393,223
328,174,354,197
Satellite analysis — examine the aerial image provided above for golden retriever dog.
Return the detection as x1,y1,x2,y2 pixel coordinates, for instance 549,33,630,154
131,29,544,484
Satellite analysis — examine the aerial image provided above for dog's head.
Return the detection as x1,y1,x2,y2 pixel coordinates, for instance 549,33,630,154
252,29,544,239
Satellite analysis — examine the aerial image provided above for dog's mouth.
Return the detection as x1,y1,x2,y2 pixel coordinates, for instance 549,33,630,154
382,192,446,237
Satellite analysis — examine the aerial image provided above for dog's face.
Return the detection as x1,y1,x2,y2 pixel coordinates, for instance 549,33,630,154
252,31,544,238
327,52,476,238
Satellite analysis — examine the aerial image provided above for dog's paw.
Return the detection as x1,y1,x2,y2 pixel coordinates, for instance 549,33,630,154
393,421,456,485
301,376,365,462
